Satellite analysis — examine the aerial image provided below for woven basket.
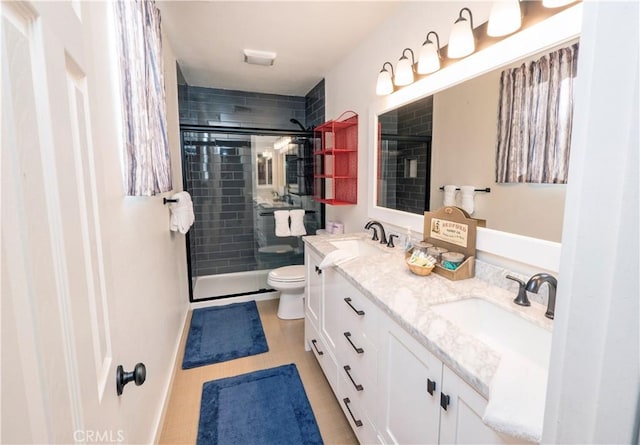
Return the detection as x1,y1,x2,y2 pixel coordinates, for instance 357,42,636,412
406,259,435,276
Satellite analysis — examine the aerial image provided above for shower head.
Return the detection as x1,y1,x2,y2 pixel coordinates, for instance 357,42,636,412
290,118,306,132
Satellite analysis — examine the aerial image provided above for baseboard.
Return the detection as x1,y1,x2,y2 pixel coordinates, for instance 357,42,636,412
152,301,190,444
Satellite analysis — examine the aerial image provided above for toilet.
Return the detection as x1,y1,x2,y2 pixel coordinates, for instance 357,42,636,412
267,265,306,320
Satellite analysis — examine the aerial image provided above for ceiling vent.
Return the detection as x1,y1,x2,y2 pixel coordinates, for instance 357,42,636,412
243,49,276,66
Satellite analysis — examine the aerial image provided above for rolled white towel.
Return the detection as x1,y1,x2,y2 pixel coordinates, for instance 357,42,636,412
169,191,194,234
289,209,307,236
274,210,291,237
443,185,458,207
460,185,476,214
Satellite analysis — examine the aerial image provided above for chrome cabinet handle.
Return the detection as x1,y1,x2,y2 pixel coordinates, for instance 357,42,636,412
343,365,364,391
344,297,365,316
311,339,324,356
343,332,364,354
342,398,363,427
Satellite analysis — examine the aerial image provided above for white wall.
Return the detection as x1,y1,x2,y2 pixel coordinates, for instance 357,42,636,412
85,3,189,443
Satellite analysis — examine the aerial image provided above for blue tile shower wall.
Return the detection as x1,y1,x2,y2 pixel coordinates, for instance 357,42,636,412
183,138,257,277
305,79,325,129
396,96,433,214
179,84,325,278
178,85,306,130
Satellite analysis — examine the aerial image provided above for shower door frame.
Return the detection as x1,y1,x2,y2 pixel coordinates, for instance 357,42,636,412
179,124,323,303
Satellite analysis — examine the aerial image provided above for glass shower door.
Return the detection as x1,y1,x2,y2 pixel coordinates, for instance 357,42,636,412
182,129,320,301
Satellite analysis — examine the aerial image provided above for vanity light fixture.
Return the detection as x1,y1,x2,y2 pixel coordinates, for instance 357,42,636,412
542,0,577,8
376,62,395,96
447,7,475,59
394,48,416,86
417,31,442,75
487,0,522,37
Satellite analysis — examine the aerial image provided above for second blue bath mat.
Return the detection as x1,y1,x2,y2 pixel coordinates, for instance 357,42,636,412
182,301,269,369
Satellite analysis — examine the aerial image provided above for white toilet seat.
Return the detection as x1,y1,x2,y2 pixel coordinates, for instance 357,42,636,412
268,265,305,283
268,265,306,320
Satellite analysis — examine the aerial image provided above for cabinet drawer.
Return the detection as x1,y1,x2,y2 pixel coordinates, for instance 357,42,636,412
305,321,337,391
336,278,379,343
338,371,380,445
337,331,378,388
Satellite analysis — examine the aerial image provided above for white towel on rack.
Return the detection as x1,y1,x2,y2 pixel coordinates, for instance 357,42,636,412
460,185,476,214
169,191,195,234
274,210,291,237
289,209,307,236
443,185,458,207
482,352,548,443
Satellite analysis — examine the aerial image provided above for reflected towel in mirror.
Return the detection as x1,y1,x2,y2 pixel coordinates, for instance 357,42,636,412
443,185,458,207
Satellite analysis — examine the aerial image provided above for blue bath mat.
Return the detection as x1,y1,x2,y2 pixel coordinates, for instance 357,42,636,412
197,364,323,445
182,301,268,369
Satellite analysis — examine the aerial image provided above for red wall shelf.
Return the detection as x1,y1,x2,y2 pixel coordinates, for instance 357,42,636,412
313,111,358,205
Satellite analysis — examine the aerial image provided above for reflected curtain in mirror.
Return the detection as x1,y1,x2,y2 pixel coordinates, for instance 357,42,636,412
495,43,579,184
114,0,172,196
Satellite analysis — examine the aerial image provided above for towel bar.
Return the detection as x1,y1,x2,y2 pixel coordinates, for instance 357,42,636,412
438,187,491,193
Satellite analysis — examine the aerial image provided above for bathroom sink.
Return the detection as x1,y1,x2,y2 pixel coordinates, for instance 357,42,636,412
431,298,551,367
329,239,387,257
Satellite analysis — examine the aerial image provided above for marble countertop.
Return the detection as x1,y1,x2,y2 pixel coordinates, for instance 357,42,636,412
303,232,553,398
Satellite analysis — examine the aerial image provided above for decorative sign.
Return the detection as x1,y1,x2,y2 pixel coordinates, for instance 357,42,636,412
429,218,469,248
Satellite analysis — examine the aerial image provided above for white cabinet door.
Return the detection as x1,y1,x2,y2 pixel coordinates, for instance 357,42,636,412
378,317,442,445
439,366,528,445
305,250,323,330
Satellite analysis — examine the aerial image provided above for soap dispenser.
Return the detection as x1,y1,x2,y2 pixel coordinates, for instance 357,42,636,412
506,275,530,306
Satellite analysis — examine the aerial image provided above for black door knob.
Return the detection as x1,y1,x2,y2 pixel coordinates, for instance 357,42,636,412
116,363,146,396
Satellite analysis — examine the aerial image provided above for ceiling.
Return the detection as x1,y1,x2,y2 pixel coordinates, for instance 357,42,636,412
156,1,403,97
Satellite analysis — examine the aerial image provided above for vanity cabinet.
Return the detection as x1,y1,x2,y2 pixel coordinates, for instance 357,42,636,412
304,248,524,445
378,316,523,445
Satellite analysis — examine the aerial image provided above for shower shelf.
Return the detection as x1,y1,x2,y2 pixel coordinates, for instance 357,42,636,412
313,111,358,205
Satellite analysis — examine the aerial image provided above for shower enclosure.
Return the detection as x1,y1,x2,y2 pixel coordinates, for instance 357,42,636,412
181,125,321,301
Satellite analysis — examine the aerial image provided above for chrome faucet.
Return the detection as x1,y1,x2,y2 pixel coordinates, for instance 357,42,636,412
525,273,558,319
364,221,387,245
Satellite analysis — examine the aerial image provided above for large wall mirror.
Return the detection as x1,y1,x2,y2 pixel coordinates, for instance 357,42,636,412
368,5,583,270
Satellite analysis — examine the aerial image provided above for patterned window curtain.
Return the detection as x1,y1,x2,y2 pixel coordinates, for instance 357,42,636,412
114,0,172,196
495,43,579,184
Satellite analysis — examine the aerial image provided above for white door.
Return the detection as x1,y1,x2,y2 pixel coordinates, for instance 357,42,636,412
2,2,121,442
